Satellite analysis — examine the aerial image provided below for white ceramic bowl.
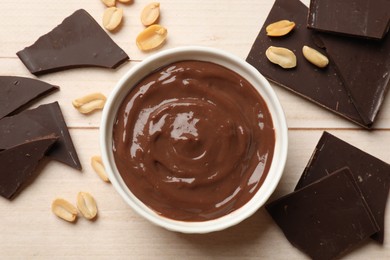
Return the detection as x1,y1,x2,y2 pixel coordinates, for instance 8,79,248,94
100,46,288,233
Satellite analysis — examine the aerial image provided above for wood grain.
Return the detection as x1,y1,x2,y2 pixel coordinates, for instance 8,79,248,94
0,0,389,259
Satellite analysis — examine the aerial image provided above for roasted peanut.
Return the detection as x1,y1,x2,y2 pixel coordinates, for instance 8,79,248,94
136,24,168,51
51,198,78,222
302,45,329,68
118,0,132,3
77,192,98,220
72,93,106,114
103,7,123,31
101,0,116,7
266,20,295,37
141,2,160,26
91,156,110,183
265,46,297,69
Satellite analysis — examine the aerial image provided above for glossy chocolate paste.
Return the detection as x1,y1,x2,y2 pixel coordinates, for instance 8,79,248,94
112,60,275,221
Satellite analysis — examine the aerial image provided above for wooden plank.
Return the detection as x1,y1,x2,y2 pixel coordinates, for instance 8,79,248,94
1,0,388,129
1,58,389,129
0,129,389,258
0,0,275,60
0,0,389,258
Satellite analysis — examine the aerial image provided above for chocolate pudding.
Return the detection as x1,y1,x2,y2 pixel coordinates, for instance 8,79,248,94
112,60,275,221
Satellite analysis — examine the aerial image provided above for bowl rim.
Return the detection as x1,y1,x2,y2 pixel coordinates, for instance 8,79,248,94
100,46,288,233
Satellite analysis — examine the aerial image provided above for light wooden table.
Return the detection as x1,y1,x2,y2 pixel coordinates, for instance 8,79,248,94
1,0,389,259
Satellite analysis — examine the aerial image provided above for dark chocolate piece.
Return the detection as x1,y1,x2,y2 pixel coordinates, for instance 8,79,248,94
17,9,129,75
0,76,58,119
0,102,82,170
0,135,57,199
246,0,366,127
317,32,390,125
308,0,390,40
266,168,379,260
296,131,390,244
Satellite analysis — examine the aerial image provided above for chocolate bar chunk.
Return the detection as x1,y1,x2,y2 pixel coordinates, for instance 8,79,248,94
17,9,129,75
316,32,390,126
308,0,390,40
266,168,379,260
0,102,82,170
246,0,365,127
0,76,58,119
0,135,57,199
296,132,390,244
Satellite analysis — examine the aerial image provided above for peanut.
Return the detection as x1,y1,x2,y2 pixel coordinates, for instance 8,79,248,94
266,20,295,37
136,24,168,51
118,0,132,3
302,45,329,68
103,7,123,31
72,93,107,114
141,2,160,26
51,198,78,222
101,0,116,7
77,192,98,220
265,46,297,69
91,156,110,183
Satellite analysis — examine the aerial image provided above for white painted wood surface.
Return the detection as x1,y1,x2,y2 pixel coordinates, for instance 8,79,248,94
0,0,389,258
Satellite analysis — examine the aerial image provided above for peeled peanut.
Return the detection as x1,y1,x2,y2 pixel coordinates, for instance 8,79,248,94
302,45,329,68
266,20,295,37
141,2,160,26
91,156,110,183
77,192,98,220
103,7,123,31
51,198,78,222
265,46,297,69
72,93,107,114
136,24,168,51
101,0,116,7
118,0,132,3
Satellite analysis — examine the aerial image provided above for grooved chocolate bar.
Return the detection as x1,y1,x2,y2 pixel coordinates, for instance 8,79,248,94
17,9,129,75
315,33,390,125
308,0,390,39
0,135,58,199
0,76,58,119
266,168,379,260
0,102,82,170
246,0,365,127
295,131,390,244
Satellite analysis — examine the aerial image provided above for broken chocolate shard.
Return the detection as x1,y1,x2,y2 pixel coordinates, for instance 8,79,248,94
295,131,390,244
0,102,82,170
316,32,390,125
0,135,57,199
266,168,379,260
0,76,58,119
17,9,129,75
308,0,390,40
246,0,366,127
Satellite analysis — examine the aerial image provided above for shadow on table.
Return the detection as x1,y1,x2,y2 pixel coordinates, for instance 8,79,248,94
174,208,274,256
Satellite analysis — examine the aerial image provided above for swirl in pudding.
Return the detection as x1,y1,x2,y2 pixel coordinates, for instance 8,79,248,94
112,60,275,221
